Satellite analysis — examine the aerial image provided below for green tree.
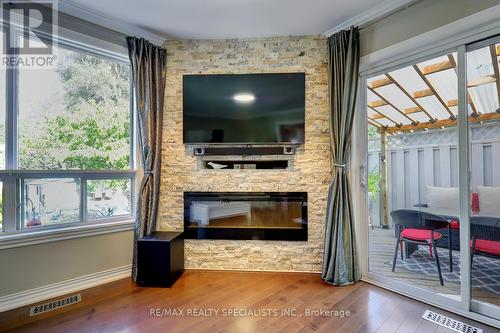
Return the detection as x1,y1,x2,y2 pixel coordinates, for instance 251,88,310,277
19,50,130,171
59,53,129,109
367,171,380,197
367,124,379,140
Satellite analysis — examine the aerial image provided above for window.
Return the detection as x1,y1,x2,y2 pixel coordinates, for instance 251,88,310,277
23,178,81,227
18,43,131,170
86,179,132,220
0,28,134,234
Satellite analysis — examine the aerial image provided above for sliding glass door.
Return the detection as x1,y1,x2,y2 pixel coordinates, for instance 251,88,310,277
466,36,500,320
365,50,460,299
358,34,500,325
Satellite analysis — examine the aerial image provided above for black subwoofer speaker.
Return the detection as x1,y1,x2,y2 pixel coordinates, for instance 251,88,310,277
136,231,184,287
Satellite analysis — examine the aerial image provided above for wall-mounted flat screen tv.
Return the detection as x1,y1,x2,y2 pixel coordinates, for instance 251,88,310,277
183,73,305,144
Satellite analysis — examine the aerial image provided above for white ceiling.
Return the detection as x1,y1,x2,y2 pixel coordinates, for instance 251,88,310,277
63,0,388,40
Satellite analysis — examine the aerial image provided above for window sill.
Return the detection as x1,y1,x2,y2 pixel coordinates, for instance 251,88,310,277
0,220,135,250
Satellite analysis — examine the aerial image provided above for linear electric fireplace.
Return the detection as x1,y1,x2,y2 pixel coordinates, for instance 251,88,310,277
184,192,307,241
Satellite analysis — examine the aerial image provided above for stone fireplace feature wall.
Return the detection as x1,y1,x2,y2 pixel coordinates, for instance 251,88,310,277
161,35,329,272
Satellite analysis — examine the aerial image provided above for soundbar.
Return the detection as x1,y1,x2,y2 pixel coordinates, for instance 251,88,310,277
193,146,295,156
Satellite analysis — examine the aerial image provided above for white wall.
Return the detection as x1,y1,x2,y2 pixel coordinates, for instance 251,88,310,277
0,231,133,297
360,0,500,56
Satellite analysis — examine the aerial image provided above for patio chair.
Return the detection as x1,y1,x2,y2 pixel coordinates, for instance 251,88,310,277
391,209,451,286
470,216,500,264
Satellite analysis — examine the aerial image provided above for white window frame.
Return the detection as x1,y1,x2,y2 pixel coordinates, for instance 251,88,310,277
0,22,136,248
352,5,500,328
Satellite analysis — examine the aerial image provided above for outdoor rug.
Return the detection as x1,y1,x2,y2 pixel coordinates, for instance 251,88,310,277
386,246,500,296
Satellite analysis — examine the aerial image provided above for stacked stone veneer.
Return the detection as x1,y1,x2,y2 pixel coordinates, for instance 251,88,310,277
160,35,330,272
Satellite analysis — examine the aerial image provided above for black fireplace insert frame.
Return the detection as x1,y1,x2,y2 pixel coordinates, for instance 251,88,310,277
183,192,308,241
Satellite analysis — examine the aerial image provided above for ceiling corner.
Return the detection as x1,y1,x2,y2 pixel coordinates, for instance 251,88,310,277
323,0,418,37
57,0,167,46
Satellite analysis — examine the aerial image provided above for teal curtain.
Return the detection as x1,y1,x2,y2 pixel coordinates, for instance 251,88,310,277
127,37,167,281
322,26,361,285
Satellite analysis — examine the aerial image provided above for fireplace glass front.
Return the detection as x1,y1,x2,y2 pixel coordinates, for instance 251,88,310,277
184,192,307,241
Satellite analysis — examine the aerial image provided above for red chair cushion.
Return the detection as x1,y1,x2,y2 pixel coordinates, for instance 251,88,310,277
473,239,500,256
401,229,442,242
450,220,460,230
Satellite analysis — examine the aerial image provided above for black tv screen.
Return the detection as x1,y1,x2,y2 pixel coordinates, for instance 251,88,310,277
183,73,305,144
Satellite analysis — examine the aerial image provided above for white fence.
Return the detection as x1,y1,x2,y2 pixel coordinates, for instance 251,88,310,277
367,123,500,227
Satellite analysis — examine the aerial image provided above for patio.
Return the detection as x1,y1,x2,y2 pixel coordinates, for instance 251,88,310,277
369,227,500,307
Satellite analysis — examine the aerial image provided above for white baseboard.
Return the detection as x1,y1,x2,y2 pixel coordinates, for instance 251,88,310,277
0,265,131,313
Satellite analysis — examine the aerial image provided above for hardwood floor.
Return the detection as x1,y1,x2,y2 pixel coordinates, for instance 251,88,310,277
3,270,498,333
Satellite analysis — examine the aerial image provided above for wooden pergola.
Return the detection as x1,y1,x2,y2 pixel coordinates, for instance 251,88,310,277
368,44,500,228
